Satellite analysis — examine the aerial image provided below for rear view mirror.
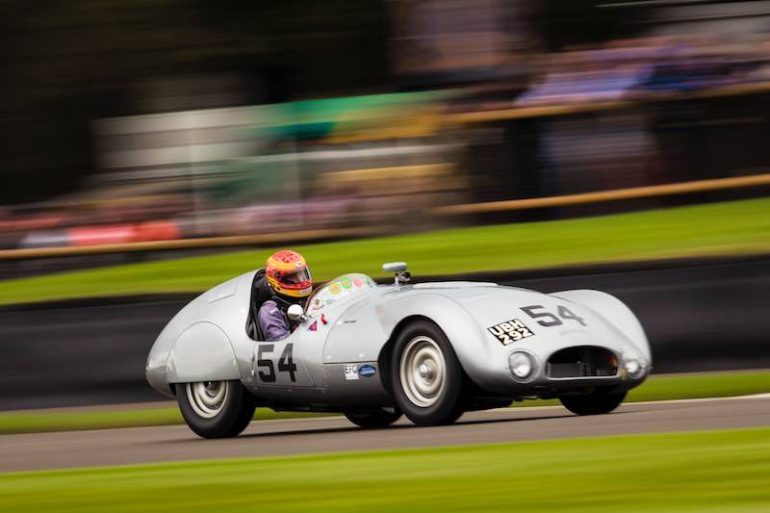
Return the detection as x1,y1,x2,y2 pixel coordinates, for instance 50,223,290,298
382,262,407,273
383,261,410,285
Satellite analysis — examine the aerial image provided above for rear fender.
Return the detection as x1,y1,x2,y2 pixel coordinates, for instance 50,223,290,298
166,322,240,383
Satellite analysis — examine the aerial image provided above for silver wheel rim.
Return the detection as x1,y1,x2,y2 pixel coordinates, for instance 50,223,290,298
399,336,446,407
185,381,228,418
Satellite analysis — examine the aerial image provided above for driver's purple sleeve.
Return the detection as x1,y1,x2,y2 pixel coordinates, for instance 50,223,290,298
257,300,291,341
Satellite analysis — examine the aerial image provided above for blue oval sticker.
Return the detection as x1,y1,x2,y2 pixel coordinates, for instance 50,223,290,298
358,364,376,378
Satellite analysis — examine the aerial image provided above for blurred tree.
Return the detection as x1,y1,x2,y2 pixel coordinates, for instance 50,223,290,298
0,0,387,204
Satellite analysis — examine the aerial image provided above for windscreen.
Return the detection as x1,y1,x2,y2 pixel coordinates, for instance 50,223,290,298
307,273,376,313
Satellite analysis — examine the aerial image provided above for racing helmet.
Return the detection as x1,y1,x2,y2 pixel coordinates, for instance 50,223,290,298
265,250,313,299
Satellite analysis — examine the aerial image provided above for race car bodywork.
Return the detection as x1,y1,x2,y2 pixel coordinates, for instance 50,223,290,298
146,263,651,437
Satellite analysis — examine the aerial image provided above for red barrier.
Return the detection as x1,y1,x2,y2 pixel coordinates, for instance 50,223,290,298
68,221,181,247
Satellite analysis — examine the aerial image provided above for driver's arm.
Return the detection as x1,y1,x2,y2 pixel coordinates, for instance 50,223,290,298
258,300,291,341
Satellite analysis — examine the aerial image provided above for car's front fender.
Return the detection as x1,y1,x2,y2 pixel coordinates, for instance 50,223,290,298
378,294,493,386
550,289,651,363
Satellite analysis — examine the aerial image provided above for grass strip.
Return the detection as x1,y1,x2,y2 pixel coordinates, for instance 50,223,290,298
625,369,770,402
1,369,767,435
516,368,770,408
0,407,326,435
1,427,769,512
1,197,769,305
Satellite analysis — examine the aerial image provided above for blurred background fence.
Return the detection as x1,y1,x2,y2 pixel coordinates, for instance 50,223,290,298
3,0,770,273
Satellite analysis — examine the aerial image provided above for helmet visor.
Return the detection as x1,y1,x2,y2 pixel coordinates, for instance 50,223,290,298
283,268,311,285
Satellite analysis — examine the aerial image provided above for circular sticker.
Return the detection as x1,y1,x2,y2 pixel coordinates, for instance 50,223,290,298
329,283,341,295
340,277,352,289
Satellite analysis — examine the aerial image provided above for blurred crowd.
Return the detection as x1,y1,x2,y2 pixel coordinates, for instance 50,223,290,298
3,1,770,251
516,34,770,108
1,94,464,250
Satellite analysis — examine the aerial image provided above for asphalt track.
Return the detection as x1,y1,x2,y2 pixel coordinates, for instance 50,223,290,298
2,395,768,473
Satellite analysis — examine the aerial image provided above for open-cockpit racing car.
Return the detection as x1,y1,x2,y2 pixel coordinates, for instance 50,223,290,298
146,263,651,438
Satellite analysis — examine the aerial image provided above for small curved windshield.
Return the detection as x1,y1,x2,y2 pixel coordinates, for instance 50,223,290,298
306,273,376,313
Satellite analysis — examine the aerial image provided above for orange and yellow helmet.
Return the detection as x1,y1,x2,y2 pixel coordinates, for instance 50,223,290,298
265,250,313,298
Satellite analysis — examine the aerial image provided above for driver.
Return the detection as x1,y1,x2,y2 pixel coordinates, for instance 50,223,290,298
258,250,313,341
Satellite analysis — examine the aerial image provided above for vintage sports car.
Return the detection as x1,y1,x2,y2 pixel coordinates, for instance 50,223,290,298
146,263,651,438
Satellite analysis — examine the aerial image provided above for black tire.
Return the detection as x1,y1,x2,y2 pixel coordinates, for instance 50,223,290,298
559,389,627,416
390,320,465,426
343,407,402,429
177,380,256,438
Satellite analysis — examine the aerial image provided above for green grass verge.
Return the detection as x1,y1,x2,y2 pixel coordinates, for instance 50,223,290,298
1,427,769,512
625,369,770,402
0,407,327,435
2,197,770,305
2,370,767,435
516,368,770,408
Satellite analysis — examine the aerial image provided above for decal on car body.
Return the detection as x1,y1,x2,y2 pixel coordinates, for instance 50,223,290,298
358,364,376,377
487,319,534,345
344,364,358,380
520,305,587,327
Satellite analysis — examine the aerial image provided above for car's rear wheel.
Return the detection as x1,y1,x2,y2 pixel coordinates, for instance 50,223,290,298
343,407,402,429
390,320,464,426
177,380,256,438
559,388,627,416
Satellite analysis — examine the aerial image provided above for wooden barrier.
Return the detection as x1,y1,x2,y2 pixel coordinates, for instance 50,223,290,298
445,81,770,125
433,173,770,215
4,174,769,259
0,226,382,261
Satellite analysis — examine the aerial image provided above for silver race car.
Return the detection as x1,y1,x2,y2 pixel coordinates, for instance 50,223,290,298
146,263,651,438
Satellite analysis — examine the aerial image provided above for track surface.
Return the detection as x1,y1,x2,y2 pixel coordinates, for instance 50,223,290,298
2,396,768,473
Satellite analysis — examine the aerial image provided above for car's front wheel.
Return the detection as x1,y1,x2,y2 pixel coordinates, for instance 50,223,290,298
559,388,627,416
177,380,256,438
390,320,465,426
344,407,402,429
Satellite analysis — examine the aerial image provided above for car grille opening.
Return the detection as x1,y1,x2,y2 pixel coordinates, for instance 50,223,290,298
546,346,618,378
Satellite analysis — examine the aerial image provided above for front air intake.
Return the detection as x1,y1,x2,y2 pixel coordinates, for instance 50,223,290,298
546,346,618,378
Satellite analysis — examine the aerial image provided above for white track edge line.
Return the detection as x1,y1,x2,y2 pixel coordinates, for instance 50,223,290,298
253,393,770,426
